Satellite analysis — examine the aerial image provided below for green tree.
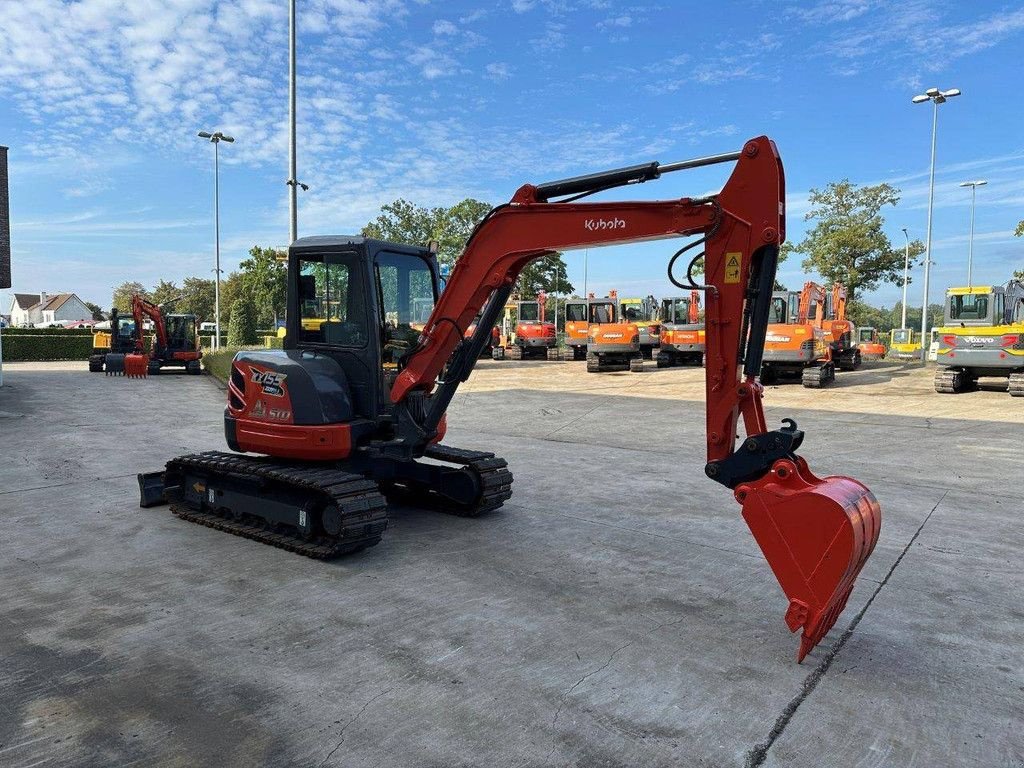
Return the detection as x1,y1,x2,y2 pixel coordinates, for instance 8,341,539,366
150,279,180,307
788,181,924,301
227,298,257,346
1015,220,1023,281
84,301,105,321
112,281,148,312
219,271,249,327
239,245,287,327
516,253,573,298
362,198,493,268
178,277,215,323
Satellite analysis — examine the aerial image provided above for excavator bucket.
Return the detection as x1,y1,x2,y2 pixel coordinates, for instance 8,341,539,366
736,457,880,662
105,353,126,376
124,353,150,378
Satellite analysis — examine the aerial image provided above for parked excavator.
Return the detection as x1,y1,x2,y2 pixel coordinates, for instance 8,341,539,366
888,328,922,360
89,308,140,374
657,290,704,367
89,295,202,377
857,327,887,360
492,292,558,360
761,281,835,387
933,280,1024,395
585,290,643,372
826,283,861,371
562,296,591,360
619,295,661,359
139,137,880,661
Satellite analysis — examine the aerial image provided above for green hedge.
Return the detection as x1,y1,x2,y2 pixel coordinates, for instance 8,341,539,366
202,346,263,383
2,334,94,361
3,327,94,335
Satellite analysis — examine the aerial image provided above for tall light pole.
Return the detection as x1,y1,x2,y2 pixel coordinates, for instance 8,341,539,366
959,179,986,288
197,130,234,349
900,228,910,330
285,0,308,244
912,86,960,361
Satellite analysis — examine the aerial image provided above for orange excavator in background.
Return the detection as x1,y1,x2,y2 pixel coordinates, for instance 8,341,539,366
140,137,880,662
561,295,591,360
826,283,862,371
493,291,557,360
657,290,704,367
761,281,835,388
586,290,643,372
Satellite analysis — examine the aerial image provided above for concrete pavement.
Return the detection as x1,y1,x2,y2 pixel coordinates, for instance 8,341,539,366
0,361,1020,767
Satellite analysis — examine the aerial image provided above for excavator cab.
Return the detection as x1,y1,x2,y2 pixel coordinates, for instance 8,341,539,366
657,294,704,367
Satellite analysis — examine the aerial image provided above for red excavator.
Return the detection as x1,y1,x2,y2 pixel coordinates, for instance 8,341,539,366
120,294,203,377
140,137,880,661
493,291,558,360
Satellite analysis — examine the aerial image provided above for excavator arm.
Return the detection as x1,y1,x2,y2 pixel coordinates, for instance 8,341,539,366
391,136,880,661
131,294,169,353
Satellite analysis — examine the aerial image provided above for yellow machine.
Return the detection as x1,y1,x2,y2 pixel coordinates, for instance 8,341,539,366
887,328,922,360
933,282,1024,395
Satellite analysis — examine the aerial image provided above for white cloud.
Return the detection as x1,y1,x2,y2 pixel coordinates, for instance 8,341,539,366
485,62,513,80
597,14,632,30
433,19,458,35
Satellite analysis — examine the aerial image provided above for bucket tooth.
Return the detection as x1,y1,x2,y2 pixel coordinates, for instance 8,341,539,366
736,457,881,662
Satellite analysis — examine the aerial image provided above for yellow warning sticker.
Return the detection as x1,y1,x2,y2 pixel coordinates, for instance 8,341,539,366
725,252,742,284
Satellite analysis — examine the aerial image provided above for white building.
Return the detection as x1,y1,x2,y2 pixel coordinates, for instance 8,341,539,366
8,292,92,327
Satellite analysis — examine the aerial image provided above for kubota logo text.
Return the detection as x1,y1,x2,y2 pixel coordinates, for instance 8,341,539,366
249,367,288,397
584,218,626,231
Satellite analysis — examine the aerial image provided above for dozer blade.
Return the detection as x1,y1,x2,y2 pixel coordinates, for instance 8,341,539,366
124,353,149,378
138,471,167,508
736,456,880,662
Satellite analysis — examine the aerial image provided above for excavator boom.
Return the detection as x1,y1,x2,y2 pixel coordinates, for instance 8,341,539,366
390,137,880,660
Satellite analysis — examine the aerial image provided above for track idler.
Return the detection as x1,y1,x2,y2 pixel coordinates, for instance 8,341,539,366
734,456,880,662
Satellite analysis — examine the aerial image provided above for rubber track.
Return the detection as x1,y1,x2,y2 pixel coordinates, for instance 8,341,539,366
421,443,514,517
165,451,388,559
801,363,833,388
934,369,962,394
1008,372,1024,398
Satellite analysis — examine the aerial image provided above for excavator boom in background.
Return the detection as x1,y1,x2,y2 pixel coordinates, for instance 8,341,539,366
141,136,880,662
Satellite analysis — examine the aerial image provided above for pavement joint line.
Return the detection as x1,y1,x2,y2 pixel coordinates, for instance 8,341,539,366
0,472,140,496
742,489,949,768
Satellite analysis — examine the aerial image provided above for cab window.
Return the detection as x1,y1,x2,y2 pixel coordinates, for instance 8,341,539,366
519,302,540,322
297,252,368,346
565,303,587,322
948,293,990,322
376,251,436,364
590,303,616,324
769,297,787,324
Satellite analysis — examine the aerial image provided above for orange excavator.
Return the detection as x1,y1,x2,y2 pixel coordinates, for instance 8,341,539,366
657,290,704,367
761,281,835,388
140,137,880,661
562,296,591,360
586,289,643,372
826,283,862,371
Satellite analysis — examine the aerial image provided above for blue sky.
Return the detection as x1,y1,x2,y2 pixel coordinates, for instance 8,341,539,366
1,0,1022,313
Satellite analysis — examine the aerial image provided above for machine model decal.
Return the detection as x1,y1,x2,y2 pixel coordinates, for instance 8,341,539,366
252,398,291,421
249,367,288,397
